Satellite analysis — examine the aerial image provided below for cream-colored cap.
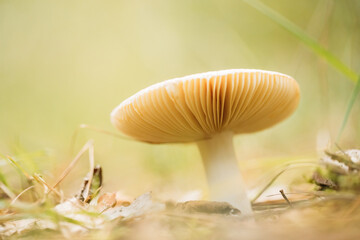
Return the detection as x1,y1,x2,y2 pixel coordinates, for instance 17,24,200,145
111,69,300,143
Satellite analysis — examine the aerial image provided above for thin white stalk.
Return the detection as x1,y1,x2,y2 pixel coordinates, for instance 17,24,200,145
197,131,252,215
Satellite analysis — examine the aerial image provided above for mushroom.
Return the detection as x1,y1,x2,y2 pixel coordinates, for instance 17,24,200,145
111,69,300,215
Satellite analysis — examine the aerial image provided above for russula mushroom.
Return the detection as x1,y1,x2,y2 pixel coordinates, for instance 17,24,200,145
111,69,300,215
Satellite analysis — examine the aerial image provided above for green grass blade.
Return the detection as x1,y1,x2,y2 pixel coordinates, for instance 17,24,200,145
0,171,9,186
251,161,318,203
336,76,360,142
0,154,9,186
243,0,358,83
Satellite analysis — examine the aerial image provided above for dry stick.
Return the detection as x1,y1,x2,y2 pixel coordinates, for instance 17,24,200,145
10,186,35,205
279,189,293,207
53,140,93,189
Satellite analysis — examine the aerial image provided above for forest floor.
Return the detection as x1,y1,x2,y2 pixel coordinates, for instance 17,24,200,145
1,148,360,240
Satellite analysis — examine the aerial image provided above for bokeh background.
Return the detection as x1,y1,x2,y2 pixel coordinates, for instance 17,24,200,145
0,0,359,199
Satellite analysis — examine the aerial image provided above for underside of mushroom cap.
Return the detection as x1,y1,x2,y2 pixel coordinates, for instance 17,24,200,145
111,69,300,143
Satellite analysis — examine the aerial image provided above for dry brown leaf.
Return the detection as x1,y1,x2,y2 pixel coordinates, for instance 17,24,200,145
312,171,337,190
97,192,117,212
97,192,132,212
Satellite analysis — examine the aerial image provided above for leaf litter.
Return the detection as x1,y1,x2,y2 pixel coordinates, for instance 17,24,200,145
1,145,360,239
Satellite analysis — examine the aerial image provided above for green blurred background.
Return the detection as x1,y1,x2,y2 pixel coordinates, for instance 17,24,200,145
0,0,359,198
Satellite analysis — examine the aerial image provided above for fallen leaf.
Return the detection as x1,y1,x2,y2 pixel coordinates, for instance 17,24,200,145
77,165,102,203
54,197,104,237
0,219,56,237
103,192,165,220
97,192,117,213
97,192,132,212
312,171,337,190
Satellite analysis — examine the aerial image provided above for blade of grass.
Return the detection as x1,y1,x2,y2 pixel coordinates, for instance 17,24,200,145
336,76,360,142
243,0,358,83
83,141,95,203
33,173,61,198
250,161,318,203
70,124,134,155
0,182,16,199
53,140,93,189
6,156,33,181
0,169,9,187
10,186,35,206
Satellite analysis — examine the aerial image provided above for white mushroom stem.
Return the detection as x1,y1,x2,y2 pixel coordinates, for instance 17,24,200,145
197,131,252,215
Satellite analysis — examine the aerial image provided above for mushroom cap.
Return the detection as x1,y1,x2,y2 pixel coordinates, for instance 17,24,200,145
111,69,300,143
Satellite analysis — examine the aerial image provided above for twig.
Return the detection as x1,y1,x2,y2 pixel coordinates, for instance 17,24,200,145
279,189,293,207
